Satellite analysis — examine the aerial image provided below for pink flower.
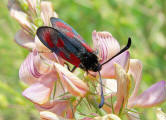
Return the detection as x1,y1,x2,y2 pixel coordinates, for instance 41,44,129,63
90,31,130,78
19,49,89,118
9,0,166,119
17,28,130,119
127,60,166,109
9,0,58,50
102,62,166,119
40,111,69,120
9,0,89,119
90,31,166,118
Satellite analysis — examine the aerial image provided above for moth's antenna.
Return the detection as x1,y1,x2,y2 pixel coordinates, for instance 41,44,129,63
98,71,104,108
101,37,131,67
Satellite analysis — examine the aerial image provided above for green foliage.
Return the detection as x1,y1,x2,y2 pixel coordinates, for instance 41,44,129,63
0,0,166,119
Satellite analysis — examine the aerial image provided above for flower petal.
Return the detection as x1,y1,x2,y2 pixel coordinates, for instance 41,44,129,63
19,50,52,85
156,108,166,120
127,109,140,120
27,0,40,15
128,59,142,104
81,113,98,120
10,8,36,33
22,71,57,105
114,64,131,114
83,117,94,120
94,114,121,120
40,1,58,26
8,0,20,11
101,79,117,113
40,111,65,120
15,29,35,50
103,79,117,96
92,30,120,64
128,81,166,108
36,100,74,119
100,51,130,78
54,62,89,97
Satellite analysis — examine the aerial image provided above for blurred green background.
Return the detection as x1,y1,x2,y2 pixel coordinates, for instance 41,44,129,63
0,0,166,119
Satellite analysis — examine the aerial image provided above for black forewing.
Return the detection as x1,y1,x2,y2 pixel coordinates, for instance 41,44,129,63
37,26,85,66
50,17,93,52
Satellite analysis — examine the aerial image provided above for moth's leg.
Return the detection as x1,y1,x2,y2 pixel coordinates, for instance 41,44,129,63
64,62,71,71
85,70,89,75
71,66,77,72
64,62,77,72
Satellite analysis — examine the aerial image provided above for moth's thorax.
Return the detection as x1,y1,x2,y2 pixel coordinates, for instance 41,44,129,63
79,52,101,72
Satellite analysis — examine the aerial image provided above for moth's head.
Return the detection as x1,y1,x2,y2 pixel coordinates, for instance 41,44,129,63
79,52,101,72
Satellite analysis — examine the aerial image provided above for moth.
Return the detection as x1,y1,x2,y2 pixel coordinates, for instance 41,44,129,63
37,17,131,108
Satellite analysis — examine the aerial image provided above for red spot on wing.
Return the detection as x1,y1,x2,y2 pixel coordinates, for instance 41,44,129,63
59,52,66,60
44,32,54,48
56,37,64,47
66,32,75,38
59,52,80,67
69,54,80,67
81,42,93,52
56,22,72,31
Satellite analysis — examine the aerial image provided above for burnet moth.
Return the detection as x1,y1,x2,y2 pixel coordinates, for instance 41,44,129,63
37,17,131,108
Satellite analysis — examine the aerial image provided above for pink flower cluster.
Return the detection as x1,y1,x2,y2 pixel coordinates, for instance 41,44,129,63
8,0,166,119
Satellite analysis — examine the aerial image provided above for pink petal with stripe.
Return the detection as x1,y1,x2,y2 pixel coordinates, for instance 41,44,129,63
19,50,52,85
128,81,166,108
22,71,57,105
54,62,89,97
